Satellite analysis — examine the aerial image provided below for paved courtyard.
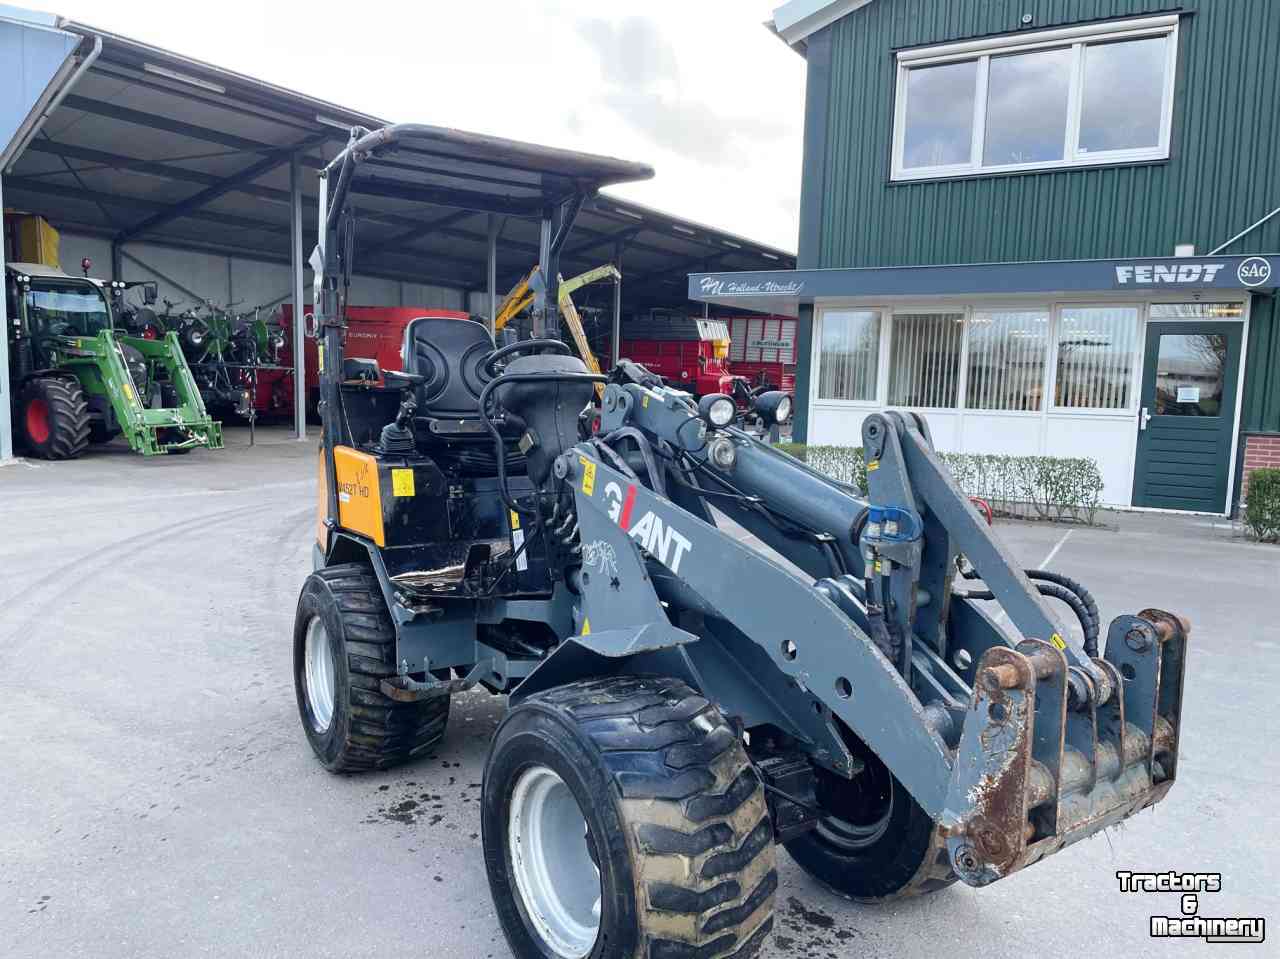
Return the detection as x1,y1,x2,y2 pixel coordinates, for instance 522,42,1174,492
2,426,1276,958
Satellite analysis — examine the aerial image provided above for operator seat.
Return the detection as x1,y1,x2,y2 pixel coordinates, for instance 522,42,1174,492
401,315,495,437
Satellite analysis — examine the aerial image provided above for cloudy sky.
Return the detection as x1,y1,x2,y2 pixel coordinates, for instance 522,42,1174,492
19,0,807,251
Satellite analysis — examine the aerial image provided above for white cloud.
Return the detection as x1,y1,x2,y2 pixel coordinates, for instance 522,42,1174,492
25,0,806,251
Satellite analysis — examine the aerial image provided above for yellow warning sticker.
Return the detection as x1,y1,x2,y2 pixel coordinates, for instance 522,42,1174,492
867,459,880,472
391,468,415,497
580,456,597,496
874,560,882,574
122,383,134,402
509,510,520,531
317,343,325,373
582,617,591,636
642,394,650,408
1050,633,1066,651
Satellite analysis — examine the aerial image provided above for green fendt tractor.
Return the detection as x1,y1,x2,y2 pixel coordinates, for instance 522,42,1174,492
5,263,223,458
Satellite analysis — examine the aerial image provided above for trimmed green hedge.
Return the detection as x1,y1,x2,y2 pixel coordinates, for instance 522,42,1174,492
777,443,1106,525
1244,469,1280,542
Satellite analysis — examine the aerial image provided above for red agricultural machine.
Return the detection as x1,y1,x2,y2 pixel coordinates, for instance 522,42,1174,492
602,311,797,402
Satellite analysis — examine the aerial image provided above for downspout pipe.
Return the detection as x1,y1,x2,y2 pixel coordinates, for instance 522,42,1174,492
1208,203,1280,256
2,34,101,174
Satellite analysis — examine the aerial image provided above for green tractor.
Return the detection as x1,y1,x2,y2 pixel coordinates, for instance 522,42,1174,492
5,263,223,458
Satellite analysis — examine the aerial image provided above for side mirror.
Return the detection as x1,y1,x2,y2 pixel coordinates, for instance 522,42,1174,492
142,282,158,305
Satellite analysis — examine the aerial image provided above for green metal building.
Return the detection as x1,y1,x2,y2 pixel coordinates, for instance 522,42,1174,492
693,0,1279,514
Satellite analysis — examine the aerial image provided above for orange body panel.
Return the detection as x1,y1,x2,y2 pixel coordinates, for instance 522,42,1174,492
332,445,385,547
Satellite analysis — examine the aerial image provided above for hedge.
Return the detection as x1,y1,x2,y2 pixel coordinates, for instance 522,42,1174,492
776,443,1106,525
1244,468,1280,542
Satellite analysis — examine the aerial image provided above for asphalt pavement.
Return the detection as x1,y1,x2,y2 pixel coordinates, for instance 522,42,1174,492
2,426,1275,958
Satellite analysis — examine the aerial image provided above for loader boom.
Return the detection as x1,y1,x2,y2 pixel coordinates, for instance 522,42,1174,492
516,378,1186,887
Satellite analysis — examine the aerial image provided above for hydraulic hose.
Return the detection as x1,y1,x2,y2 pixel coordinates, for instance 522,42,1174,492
1026,569,1100,648
958,563,1101,656
478,371,607,516
959,582,1099,657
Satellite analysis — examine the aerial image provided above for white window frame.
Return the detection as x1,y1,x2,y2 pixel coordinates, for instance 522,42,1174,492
890,14,1179,182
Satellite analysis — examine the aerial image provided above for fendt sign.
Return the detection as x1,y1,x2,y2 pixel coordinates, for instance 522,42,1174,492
1114,257,1273,288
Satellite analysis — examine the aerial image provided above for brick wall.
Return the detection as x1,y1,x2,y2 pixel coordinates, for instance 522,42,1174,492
1242,435,1280,499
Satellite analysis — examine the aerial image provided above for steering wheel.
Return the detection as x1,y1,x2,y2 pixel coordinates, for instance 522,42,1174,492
483,338,571,377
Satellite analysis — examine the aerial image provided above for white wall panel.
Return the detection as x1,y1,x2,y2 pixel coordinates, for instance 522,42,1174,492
60,233,467,319
1044,414,1137,506
958,412,1041,456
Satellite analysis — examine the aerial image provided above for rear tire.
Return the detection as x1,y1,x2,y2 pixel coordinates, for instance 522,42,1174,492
18,376,90,459
483,676,776,959
783,736,956,902
293,563,449,772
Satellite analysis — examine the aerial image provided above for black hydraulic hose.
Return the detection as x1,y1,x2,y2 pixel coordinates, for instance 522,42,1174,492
958,563,1100,656
1026,569,1100,641
959,582,1099,657
478,371,607,516
601,427,665,497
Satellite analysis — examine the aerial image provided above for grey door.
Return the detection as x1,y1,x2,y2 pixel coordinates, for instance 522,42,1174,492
1131,322,1242,512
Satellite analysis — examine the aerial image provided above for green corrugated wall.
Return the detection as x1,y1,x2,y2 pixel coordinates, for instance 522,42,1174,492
802,0,1280,432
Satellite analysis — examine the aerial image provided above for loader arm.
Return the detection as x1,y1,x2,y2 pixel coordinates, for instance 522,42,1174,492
518,379,1187,888
50,330,222,454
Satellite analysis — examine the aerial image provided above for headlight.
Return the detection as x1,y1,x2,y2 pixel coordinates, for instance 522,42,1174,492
698,393,735,428
708,436,737,470
753,390,793,425
186,327,206,348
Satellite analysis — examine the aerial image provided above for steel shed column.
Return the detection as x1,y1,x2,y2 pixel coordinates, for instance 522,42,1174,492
612,242,623,365
0,177,11,461
290,153,306,439
486,213,498,335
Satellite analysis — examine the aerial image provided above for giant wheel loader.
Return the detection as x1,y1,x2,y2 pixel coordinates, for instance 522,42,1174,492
293,124,1188,959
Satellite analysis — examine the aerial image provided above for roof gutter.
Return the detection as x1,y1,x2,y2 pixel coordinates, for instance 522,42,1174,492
2,33,101,174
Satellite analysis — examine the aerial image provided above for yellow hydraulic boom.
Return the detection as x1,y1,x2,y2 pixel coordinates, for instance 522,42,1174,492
494,263,621,397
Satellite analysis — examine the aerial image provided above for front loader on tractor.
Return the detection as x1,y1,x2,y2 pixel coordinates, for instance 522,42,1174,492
5,263,222,458
293,124,1188,959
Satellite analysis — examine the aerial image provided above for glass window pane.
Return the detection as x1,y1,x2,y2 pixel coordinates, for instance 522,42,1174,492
1149,302,1244,320
888,313,964,408
902,60,977,168
983,47,1072,166
1055,307,1139,409
966,310,1049,411
1151,333,1227,416
818,310,881,401
1079,36,1167,153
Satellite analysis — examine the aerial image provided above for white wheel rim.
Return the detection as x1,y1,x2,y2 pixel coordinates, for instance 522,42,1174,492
508,765,601,958
303,617,336,733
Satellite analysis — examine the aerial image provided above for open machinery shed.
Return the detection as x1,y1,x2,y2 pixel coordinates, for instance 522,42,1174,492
0,5,795,459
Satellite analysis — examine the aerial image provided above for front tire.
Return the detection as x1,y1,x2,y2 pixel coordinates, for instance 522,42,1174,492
292,563,449,772
18,376,90,459
783,735,956,902
483,676,776,959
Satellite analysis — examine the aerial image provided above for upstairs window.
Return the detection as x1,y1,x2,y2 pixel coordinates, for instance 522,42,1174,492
892,15,1178,181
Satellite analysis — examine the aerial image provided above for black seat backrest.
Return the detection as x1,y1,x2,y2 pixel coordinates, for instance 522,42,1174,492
401,315,495,421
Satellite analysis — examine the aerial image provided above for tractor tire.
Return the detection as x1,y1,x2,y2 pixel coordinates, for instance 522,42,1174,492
483,676,776,959
88,421,119,445
293,563,449,772
17,376,90,460
783,736,956,902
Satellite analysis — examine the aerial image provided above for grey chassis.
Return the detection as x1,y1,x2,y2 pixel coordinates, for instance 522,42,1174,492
293,121,1187,959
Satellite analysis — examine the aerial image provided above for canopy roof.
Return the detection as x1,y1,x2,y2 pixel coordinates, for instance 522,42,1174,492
3,15,795,309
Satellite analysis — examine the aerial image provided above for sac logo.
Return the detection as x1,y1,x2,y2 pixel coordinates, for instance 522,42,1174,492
603,481,693,573
1238,257,1272,288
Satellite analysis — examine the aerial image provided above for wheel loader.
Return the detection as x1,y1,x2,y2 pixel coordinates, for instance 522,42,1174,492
5,263,223,457
293,124,1188,959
